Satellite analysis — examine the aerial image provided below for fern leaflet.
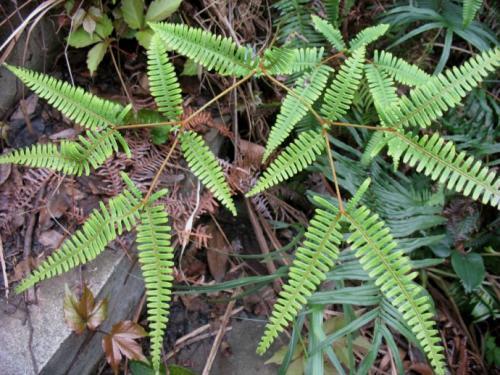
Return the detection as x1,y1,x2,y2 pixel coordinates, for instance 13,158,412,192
263,65,331,161
343,205,445,374
247,130,325,197
365,64,398,113
180,131,236,215
150,23,258,76
311,15,345,52
373,50,431,87
463,0,483,27
263,47,324,75
136,193,174,371
147,34,183,120
257,197,342,354
321,46,366,121
349,24,390,51
387,132,500,208
385,48,500,129
5,64,125,130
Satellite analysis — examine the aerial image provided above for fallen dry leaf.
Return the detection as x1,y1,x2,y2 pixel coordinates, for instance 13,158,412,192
0,163,11,186
206,222,230,282
64,284,108,334
102,321,148,374
38,230,64,249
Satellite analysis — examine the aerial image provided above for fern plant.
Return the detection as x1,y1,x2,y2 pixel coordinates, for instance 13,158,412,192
1,13,499,374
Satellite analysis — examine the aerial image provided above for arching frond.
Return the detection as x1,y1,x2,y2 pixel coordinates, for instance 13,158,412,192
247,130,325,196
147,34,183,120
387,132,500,208
349,24,390,51
0,130,127,176
343,205,446,374
180,131,236,215
385,48,500,129
136,193,174,371
311,15,345,52
257,197,342,354
321,46,366,121
263,47,324,75
15,179,142,293
463,0,483,27
373,50,431,87
150,23,258,76
264,65,332,161
5,64,124,130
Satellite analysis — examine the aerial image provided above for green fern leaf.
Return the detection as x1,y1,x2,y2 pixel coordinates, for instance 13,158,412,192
263,47,324,75
365,64,398,113
387,132,500,208
16,181,142,293
373,50,431,87
150,23,258,76
385,48,500,129
463,0,483,27
147,34,183,120
311,15,345,52
324,0,340,27
349,24,390,51
136,197,174,370
343,205,446,374
247,130,325,197
257,198,342,354
321,46,366,121
5,64,125,130
180,131,236,215
263,65,332,161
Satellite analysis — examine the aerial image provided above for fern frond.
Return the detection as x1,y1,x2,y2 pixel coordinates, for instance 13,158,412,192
16,182,142,293
136,196,174,370
373,50,431,87
263,47,324,75
257,198,342,354
349,24,390,51
385,48,500,129
5,64,124,130
387,132,500,208
361,131,389,166
263,65,332,161
150,23,258,76
324,0,340,27
320,46,366,121
311,15,345,52
180,131,236,215
365,64,398,112
0,130,127,176
463,0,483,27
147,34,183,120
247,130,325,197
343,205,446,374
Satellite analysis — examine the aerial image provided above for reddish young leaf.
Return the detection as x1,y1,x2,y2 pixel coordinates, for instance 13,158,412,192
102,320,148,374
63,284,108,334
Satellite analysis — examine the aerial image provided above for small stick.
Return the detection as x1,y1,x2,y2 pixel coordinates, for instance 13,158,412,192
0,235,9,297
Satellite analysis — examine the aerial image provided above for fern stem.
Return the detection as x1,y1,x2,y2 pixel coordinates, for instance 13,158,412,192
323,130,344,213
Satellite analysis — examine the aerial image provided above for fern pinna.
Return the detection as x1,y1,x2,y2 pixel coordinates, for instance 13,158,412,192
1,13,499,374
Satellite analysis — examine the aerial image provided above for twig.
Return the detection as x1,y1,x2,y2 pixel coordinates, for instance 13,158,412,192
323,130,344,212
0,235,8,297
108,44,136,112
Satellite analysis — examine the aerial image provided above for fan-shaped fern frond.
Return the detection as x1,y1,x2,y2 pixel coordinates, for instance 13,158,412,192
0,130,127,176
257,197,342,354
247,130,325,197
263,47,324,75
136,193,174,370
147,34,183,120
373,50,431,87
321,46,366,121
385,48,500,129
180,131,236,215
463,0,483,27
263,65,332,161
150,23,258,76
387,132,500,208
349,24,390,51
5,64,125,130
16,180,142,293
311,15,345,52
343,205,446,374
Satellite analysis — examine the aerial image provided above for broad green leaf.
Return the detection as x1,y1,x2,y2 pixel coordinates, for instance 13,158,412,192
122,0,145,30
135,28,154,48
451,252,485,292
181,58,200,76
68,14,113,48
145,0,182,22
86,41,109,75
